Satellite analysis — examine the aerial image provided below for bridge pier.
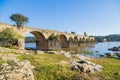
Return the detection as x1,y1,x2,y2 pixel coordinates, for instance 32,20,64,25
48,40,61,50
68,42,78,48
36,39,48,50
18,39,25,49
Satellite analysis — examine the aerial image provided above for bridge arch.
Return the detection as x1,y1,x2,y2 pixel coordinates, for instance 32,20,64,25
25,31,48,50
59,34,69,48
74,36,78,42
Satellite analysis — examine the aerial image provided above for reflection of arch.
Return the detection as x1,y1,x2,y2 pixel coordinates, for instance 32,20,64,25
59,34,68,48
27,31,48,50
74,36,78,42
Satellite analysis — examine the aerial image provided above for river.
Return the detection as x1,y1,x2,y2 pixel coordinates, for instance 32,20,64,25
25,42,120,57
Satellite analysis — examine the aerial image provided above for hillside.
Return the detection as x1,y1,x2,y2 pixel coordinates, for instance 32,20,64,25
95,34,120,42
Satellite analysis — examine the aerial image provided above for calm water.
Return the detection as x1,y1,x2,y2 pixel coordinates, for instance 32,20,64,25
84,42,120,57
25,43,36,49
25,42,120,57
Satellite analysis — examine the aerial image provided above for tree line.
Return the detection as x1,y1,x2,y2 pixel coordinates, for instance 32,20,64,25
95,34,120,42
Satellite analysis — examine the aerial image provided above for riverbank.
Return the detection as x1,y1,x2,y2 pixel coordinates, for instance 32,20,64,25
0,47,120,80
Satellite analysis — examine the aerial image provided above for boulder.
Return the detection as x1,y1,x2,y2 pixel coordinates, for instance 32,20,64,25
99,54,104,57
115,53,120,57
0,54,34,80
70,60,102,74
105,52,115,57
108,46,120,51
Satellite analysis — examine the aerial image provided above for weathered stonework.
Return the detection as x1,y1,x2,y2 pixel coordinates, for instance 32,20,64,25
0,23,95,50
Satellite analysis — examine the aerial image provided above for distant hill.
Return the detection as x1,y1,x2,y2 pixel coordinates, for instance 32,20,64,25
25,37,36,43
95,34,120,42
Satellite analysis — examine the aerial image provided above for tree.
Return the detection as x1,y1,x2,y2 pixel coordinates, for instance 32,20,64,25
71,31,75,34
10,14,28,28
84,32,87,36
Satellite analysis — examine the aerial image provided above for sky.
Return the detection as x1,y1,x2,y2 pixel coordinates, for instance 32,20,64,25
0,0,120,36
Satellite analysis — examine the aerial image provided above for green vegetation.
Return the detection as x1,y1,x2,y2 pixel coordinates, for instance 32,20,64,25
0,28,22,40
25,37,37,43
86,38,91,43
78,50,93,54
10,13,28,28
84,32,87,36
89,58,120,80
0,60,6,65
71,31,75,34
48,33,58,41
95,34,120,42
0,28,22,48
1,47,120,80
18,53,87,80
69,37,76,43
79,38,86,43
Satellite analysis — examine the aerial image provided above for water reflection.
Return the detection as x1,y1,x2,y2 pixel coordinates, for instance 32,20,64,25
25,42,120,57
85,42,120,57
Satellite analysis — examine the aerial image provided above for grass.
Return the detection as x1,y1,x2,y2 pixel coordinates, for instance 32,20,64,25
18,53,120,80
1,46,120,80
18,53,87,80
78,50,93,54
89,58,120,80
0,60,6,65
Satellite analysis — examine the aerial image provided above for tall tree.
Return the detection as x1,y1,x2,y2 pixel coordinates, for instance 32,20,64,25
10,14,28,28
84,32,87,36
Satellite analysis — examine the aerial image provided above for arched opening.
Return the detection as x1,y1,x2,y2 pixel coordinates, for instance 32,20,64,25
25,31,48,50
59,34,68,48
74,36,78,42
25,33,36,50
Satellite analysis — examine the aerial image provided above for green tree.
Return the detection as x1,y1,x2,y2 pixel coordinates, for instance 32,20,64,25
71,31,75,34
84,32,87,36
10,14,28,28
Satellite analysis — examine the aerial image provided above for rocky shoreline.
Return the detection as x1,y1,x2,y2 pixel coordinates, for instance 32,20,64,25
0,47,103,80
0,54,34,80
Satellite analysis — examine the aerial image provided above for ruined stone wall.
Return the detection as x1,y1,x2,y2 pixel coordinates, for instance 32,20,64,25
69,42,78,48
48,40,61,50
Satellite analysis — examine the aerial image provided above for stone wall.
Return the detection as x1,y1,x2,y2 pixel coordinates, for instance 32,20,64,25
48,40,61,50
69,42,78,48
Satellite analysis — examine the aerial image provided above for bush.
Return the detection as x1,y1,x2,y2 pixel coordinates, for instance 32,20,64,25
48,33,58,41
69,37,76,42
0,28,23,48
0,28,22,40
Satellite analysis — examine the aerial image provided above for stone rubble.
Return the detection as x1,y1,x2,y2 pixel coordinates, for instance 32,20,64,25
0,47,35,54
70,60,102,74
60,50,103,74
60,50,72,59
75,54,92,60
0,54,34,80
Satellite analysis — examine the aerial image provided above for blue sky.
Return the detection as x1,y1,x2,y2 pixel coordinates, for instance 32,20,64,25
0,0,120,36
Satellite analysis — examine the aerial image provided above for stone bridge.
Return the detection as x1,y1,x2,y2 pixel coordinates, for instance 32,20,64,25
0,23,95,50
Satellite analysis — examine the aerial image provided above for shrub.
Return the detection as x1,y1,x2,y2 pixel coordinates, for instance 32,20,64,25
48,33,58,41
0,28,22,40
69,37,76,42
